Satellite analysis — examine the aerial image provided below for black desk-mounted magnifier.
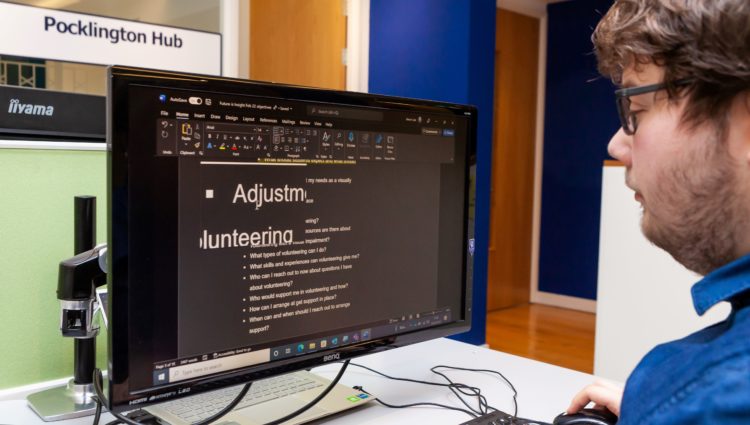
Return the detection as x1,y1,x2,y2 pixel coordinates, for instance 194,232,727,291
27,196,108,421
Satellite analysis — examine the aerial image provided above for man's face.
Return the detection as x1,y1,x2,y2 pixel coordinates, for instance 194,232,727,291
607,64,749,275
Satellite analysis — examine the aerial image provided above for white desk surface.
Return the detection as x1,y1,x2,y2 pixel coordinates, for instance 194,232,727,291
0,338,600,424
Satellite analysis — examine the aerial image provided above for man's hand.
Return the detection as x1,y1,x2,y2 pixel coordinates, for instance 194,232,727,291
567,379,624,416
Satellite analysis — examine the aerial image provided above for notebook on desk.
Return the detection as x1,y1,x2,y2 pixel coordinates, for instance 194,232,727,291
144,370,372,425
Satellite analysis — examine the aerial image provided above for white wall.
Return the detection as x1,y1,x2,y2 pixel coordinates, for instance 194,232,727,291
594,165,730,382
345,0,370,92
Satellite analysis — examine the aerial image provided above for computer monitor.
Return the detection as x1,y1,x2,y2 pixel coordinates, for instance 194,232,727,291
106,66,476,413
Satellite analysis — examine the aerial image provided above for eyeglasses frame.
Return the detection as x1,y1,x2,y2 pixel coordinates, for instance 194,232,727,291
614,79,692,135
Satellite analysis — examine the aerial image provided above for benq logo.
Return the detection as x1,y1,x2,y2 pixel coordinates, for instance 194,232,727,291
7,99,54,116
323,353,341,362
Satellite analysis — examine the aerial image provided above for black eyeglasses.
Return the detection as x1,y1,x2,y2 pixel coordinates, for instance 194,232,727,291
615,79,691,135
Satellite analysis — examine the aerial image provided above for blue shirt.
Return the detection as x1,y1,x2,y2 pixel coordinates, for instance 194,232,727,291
619,254,750,424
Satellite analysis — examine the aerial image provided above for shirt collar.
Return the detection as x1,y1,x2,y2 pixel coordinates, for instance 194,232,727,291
692,253,750,315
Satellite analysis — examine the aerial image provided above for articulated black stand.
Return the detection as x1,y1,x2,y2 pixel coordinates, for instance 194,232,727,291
27,196,108,421
72,195,98,388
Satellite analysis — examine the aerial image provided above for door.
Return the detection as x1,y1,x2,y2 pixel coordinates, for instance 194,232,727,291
249,0,346,90
487,9,539,311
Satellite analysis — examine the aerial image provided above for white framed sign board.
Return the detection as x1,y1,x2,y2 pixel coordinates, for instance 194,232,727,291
0,1,221,75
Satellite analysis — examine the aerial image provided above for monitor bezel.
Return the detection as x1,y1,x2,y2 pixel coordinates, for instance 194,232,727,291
107,65,476,412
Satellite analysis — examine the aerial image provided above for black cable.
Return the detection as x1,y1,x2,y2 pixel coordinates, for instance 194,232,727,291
347,361,457,388
443,381,491,415
92,368,252,425
347,360,499,413
103,417,146,425
347,362,485,415
354,385,479,418
92,360,351,425
90,360,514,423
195,379,252,425
346,363,484,417
447,383,492,415
432,365,518,417
92,368,139,425
262,359,351,425
88,409,152,424
348,362,490,415
92,395,103,424
429,366,497,416
347,362,519,419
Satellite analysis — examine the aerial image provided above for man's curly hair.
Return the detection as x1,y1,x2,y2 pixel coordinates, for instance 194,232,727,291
592,0,750,129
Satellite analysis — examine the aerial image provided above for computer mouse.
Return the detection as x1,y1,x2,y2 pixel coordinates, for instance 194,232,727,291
552,408,617,425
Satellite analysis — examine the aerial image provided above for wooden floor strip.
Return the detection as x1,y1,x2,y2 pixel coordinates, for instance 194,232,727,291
486,304,595,374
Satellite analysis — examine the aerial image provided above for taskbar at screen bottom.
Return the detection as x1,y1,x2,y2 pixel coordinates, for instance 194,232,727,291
151,308,452,387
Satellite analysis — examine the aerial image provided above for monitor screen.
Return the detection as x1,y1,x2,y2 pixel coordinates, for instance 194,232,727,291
107,66,476,412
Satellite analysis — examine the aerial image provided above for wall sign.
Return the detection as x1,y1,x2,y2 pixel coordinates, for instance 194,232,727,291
0,85,104,141
0,2,221,75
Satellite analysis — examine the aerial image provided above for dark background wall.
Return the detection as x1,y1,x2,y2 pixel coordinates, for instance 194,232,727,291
539,0,618,300
369,0,496,344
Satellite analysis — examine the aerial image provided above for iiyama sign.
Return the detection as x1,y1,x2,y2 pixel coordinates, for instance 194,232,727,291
7,99,54,117
0,2,221,75
0,86,104,141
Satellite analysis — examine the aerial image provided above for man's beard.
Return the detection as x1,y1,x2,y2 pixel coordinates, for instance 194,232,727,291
639,136,744,276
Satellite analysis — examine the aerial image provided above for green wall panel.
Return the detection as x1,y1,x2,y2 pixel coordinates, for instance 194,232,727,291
0,148,108,390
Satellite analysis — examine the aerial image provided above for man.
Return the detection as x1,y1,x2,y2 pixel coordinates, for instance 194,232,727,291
566,0,750,423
